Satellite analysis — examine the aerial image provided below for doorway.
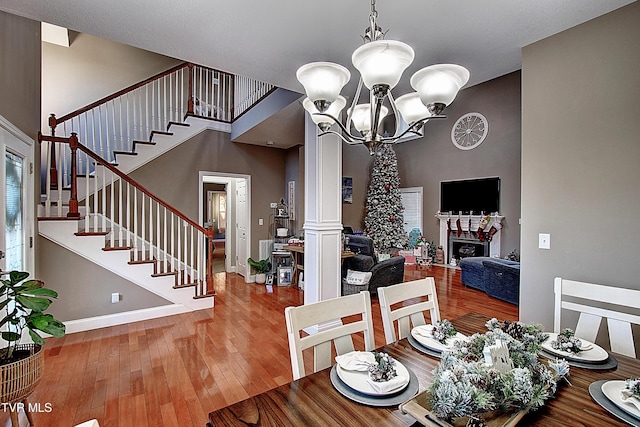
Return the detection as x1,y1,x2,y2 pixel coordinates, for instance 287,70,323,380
0,116,35,276
199,171,251,281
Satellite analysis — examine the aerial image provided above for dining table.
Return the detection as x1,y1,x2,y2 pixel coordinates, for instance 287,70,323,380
283,244,355,287
207,312,639,426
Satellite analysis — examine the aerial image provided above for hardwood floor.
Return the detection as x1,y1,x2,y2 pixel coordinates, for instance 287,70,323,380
3,264,517,427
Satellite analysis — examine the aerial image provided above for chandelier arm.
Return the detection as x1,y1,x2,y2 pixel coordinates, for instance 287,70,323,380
380,125,424,142
317,129,362,144
345,77,364,133
314,113,366,142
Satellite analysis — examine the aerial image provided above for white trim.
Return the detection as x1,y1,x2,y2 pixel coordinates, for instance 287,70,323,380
198,171,251,280
400,186,423,234
16,304,194,342
62,304,193,334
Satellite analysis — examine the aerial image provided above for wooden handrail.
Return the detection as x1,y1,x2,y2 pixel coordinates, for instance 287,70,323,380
55,63,191,124
38,133,207,232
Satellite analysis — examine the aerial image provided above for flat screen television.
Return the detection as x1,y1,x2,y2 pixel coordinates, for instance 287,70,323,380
440,177,500,214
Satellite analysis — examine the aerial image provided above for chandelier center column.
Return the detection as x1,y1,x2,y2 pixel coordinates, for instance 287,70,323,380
303,113,343,309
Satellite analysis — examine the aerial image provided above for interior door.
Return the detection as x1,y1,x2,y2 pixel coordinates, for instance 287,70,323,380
0,118,34,275
236,179,248,278
400,187,423,234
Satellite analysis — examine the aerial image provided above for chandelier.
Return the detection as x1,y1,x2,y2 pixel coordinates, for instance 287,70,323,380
297,0,469,154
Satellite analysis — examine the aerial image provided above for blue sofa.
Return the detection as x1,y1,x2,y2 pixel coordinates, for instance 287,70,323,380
459,257,520,305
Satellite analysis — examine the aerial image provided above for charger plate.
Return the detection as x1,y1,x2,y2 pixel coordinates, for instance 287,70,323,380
411,325,467,352
407,333,447,358
589,380,640,427
539,350,618,370
330,364,419,407
602,380,640,420
336,359,410,396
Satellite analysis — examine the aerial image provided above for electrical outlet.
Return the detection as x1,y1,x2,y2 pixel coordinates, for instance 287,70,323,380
259,218,264,226
538,233,551,249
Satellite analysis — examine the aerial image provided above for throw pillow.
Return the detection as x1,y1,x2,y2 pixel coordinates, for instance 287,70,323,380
346,269,372,286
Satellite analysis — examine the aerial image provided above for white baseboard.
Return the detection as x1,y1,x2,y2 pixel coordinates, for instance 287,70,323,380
63,304,193,334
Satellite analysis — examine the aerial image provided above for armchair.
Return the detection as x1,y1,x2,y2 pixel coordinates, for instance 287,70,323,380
342,235,405,296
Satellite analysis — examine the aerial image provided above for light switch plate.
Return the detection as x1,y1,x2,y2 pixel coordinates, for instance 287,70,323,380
538,233,551,249
111,292,120,303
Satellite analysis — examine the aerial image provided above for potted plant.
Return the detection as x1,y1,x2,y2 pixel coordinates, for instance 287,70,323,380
247,258,271,284
1,271,65,408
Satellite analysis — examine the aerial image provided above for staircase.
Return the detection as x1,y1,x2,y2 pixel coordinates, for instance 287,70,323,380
38,63,275,317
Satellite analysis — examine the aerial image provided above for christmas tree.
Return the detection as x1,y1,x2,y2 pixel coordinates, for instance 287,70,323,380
364,144,408,254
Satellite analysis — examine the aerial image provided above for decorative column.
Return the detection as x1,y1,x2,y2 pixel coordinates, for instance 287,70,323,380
303,113,343,309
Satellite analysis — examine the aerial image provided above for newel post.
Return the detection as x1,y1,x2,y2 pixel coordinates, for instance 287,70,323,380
67,133,81,218
187,63,194,115
205,227,215,296
48,114,59,189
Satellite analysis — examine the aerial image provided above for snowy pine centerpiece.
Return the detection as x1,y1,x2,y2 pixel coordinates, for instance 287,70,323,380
550,328,584,354
428,318,567,424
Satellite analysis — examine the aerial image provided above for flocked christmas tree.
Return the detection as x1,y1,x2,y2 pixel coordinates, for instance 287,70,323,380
364,144,408,254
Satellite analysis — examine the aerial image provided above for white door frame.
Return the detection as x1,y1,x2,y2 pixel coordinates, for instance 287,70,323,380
198,171,251,278
0,115,35,275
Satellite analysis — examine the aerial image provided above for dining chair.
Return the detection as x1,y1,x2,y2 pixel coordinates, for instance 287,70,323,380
284,291,375,380
378,278,441,344
554,277,640,358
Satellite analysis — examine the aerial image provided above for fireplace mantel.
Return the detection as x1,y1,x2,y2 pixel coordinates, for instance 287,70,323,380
436,213,504,264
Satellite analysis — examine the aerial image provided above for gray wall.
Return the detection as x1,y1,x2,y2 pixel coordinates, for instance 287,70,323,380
42,32,180,131
0,11,41,140
342,71,522,257
129,130,288,260
520,2,640,327
39,237,171,321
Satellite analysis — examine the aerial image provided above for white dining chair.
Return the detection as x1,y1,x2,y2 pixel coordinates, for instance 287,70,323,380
285,291,375,380
378,278,441,344
554,277,640,358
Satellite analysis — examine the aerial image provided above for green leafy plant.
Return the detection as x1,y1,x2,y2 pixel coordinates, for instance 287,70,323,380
0,271,66,362
247,258,272,274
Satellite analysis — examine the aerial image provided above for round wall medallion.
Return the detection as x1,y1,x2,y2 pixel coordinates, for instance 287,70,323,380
451,112,489,150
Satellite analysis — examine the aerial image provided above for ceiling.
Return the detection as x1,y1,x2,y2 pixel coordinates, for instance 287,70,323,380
1,0,635,148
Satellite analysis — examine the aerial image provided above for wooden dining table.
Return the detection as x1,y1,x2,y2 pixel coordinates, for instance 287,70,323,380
283,244,355,287
207,312,639,426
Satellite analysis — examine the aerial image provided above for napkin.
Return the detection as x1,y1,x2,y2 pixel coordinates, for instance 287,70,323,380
335,351,375,371
366,372,409,393
412,325,434,338
620,389,640,411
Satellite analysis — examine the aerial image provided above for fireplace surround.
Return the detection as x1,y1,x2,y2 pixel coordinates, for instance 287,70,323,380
436,213,504,264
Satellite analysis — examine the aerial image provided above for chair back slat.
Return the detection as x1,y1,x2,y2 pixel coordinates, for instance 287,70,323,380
378,278,441,344
554,277,640,358
285,291,375,380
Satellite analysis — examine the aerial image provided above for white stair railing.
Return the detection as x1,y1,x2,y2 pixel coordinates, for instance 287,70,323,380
39,133,215,299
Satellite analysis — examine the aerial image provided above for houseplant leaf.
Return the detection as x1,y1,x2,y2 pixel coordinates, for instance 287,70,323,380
23,288,58,298
15,295,52,312
27,329,45,346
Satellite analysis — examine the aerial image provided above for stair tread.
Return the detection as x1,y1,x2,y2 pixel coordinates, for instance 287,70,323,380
128,259,156,265
75,231,110,236
103,246,133,251
151,271,178,277
168,121,190,129
150,130,173,137
38,216,84,221
132,140,155,146
113,150,137,156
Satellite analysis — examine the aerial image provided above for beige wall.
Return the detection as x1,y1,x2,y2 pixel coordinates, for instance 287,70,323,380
42,32,180,132
520,2,640,327
343,71,522,257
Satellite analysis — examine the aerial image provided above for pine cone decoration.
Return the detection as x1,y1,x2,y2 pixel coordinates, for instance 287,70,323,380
504,321,526,340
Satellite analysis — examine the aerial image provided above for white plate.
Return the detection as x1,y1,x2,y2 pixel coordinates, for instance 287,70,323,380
541,332,609,362
602,380,640,420
410,325,467,352
336,358,410,396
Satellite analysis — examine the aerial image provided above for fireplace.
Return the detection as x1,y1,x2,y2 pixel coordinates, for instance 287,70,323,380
436,213,504,264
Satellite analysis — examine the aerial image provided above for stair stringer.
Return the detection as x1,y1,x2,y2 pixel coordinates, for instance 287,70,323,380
113,117,231,175
38,219,212,312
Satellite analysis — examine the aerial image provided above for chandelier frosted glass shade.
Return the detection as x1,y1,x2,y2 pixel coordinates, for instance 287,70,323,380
296,62,351,105
302,96,346,126
395,92,432,125
352,40,415,90
348,104,389,134
410,64,470,110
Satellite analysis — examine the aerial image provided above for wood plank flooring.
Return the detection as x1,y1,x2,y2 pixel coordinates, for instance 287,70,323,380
2,264,517,427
